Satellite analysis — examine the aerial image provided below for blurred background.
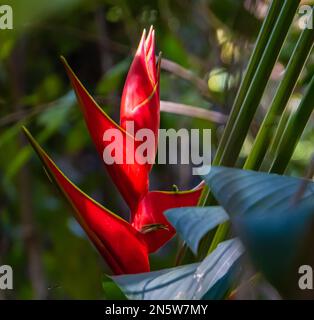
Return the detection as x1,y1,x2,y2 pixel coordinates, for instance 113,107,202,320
0,0,313,299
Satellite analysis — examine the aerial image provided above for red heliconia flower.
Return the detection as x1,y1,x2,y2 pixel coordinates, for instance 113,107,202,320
25,27,204,275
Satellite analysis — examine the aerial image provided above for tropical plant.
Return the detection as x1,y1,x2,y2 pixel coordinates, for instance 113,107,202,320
23,0,314,299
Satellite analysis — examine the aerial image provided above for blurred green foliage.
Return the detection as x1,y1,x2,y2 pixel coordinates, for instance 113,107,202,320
0,0,313,299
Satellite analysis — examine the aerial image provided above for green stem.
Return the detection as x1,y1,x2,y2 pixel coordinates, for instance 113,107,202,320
197,0,285,207
244,28,314,170
261,107,290,170
206,0,301,254
269,75,314,174
213,0,285,165
219,0,301,167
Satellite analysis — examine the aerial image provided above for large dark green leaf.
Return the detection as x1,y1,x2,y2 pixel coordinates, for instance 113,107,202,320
165,206,229,254
111,239,243,300
237,199,314,299
204,166,314,216
204,166,314,298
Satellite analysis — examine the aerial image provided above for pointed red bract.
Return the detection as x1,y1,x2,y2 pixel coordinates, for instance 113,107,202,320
120,28,160,159
132,186,204,253
145,27,157,85
23,128,149,275
61,58,149,210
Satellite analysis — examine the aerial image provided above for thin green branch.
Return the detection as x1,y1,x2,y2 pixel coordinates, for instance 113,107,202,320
244,28,314,170
198,0,286,207
219,0,301,167
261,108,290,170
213,0,285,164
269,75,314,174
202,0,301,255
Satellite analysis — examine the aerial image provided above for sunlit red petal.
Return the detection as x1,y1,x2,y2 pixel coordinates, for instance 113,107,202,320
145,26,157,84
61,57,149,210
120,28,160,145
132,185,204,253
23,127,150,275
